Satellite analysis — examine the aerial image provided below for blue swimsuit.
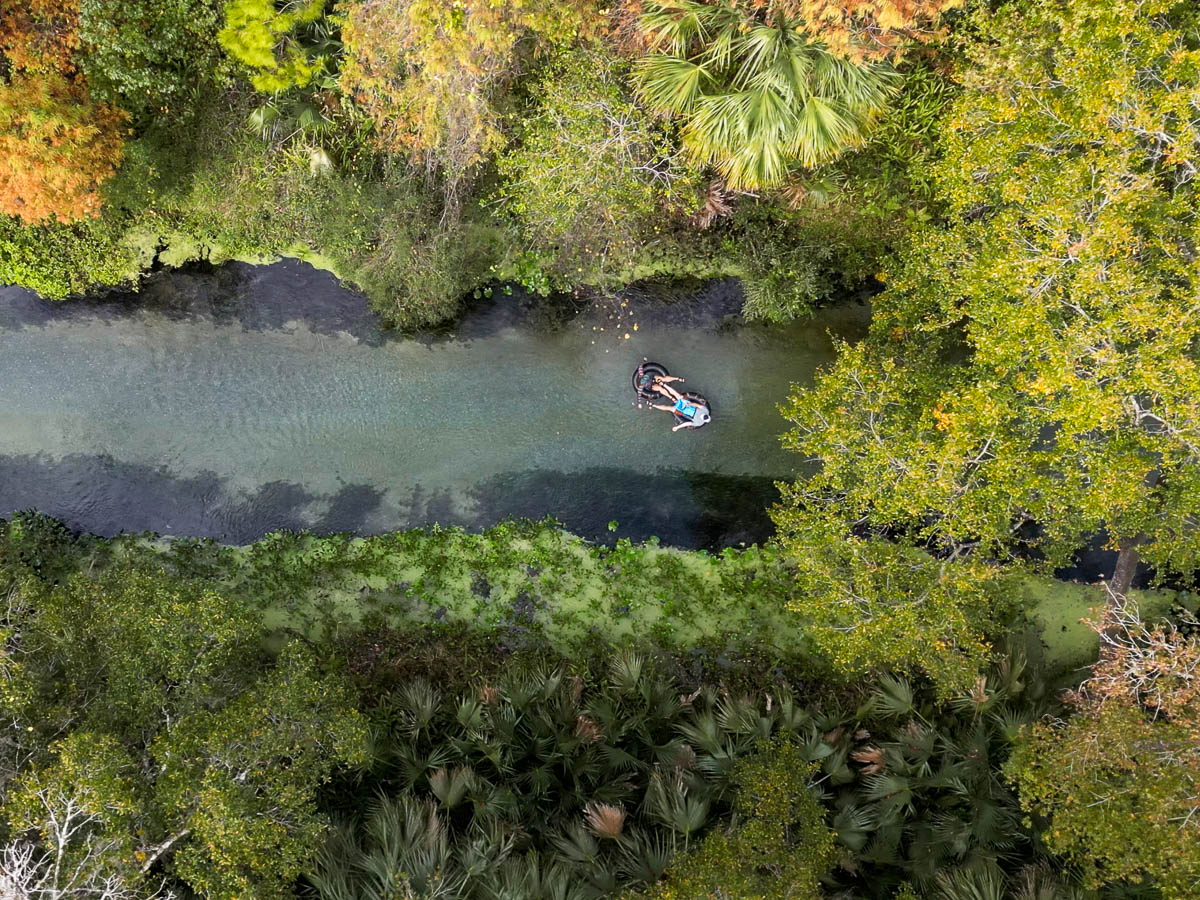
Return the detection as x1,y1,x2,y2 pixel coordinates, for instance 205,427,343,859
674,398,699,420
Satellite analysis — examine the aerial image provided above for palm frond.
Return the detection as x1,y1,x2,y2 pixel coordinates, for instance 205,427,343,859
871,674,916,719
635,0,895,188
932,862,1007,900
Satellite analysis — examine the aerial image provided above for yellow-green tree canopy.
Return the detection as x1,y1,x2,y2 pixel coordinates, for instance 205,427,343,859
493,49,701,285
1008,600,1200,896
219,0,328,93
339,0,600,190
777,0,1200,578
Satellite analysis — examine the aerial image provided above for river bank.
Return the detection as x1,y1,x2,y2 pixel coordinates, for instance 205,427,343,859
0,260,870,548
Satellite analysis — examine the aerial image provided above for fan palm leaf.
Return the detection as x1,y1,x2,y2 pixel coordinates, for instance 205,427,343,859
609,651,649,695
635,0,897,189
429,765,475,809
832,803,874,852
932,862,1007,900
645,770,711,837
871,674,916,719
616,826,676,884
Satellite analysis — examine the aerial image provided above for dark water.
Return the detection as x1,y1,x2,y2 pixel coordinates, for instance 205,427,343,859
0,262,869,548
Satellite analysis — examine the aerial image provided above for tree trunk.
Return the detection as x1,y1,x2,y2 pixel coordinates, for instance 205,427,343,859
1101,536,1145,649
1109,537,1143,605
140,828,190,874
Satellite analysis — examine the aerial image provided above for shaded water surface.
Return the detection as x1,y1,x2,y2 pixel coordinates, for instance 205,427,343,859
0,262,868,547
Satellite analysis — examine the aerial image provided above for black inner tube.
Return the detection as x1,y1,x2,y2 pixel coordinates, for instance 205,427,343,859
633,362,669,400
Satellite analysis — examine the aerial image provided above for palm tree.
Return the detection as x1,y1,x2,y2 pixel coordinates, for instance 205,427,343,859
308,652,831,899
634,0,897,190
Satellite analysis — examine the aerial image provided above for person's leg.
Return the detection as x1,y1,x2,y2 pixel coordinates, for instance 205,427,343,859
653,381,683,401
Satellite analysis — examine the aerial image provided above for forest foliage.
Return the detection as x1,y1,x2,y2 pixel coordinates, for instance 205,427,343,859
3,0,1200,897
775,0,1200,591
4,514,1166,900
0,0,961,323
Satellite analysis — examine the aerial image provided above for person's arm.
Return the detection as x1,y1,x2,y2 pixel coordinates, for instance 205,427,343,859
672,421,697,432
660,375,685,384
650,403,675,412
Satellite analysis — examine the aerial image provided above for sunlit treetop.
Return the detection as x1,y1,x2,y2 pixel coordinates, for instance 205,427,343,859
0,0,81,74
1008,600,1200,896
339,0,602,195
218,0,330,93
777,0,1200,575
0,72,128,224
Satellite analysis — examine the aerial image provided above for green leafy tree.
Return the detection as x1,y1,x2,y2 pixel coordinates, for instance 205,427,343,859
4,568,259,739
625,737,836,900
339,0,600,200
494,48,700,286
635,0,897,190
155,642,367,900
783,525,1016,695
775,0,1200,608
1008,600,1200,897
0,213,138,298
1,567,366,899
219,0,331,93
77,0,223,111
4,732,146,891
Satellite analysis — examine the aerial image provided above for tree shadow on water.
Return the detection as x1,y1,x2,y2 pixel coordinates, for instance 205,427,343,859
464,467,782,549
0,454,782,550
0,453,386,544
0,261,388,344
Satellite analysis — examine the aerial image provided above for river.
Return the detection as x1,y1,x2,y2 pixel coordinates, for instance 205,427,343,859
0,262,868,547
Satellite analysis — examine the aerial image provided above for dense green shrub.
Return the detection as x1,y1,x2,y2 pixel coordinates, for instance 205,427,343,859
311,655,828,899
120,97,502,328
0,564,366,900
78,0,224,111
0,213,138,298
734,210,839,323
820,658,1042,894
626,738,836,900
1008,605,1200,897
0,515,1165,898
494,49,701,291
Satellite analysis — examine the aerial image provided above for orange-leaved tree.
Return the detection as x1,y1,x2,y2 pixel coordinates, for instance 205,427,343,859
0,0,81,74
0,72,128,224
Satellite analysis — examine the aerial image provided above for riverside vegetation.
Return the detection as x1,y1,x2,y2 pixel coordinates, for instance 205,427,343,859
0,0,954,326
4,0,1200,898
1,510,1197,899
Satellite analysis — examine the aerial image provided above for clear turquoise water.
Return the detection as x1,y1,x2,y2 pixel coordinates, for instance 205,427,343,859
0,262,868,547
